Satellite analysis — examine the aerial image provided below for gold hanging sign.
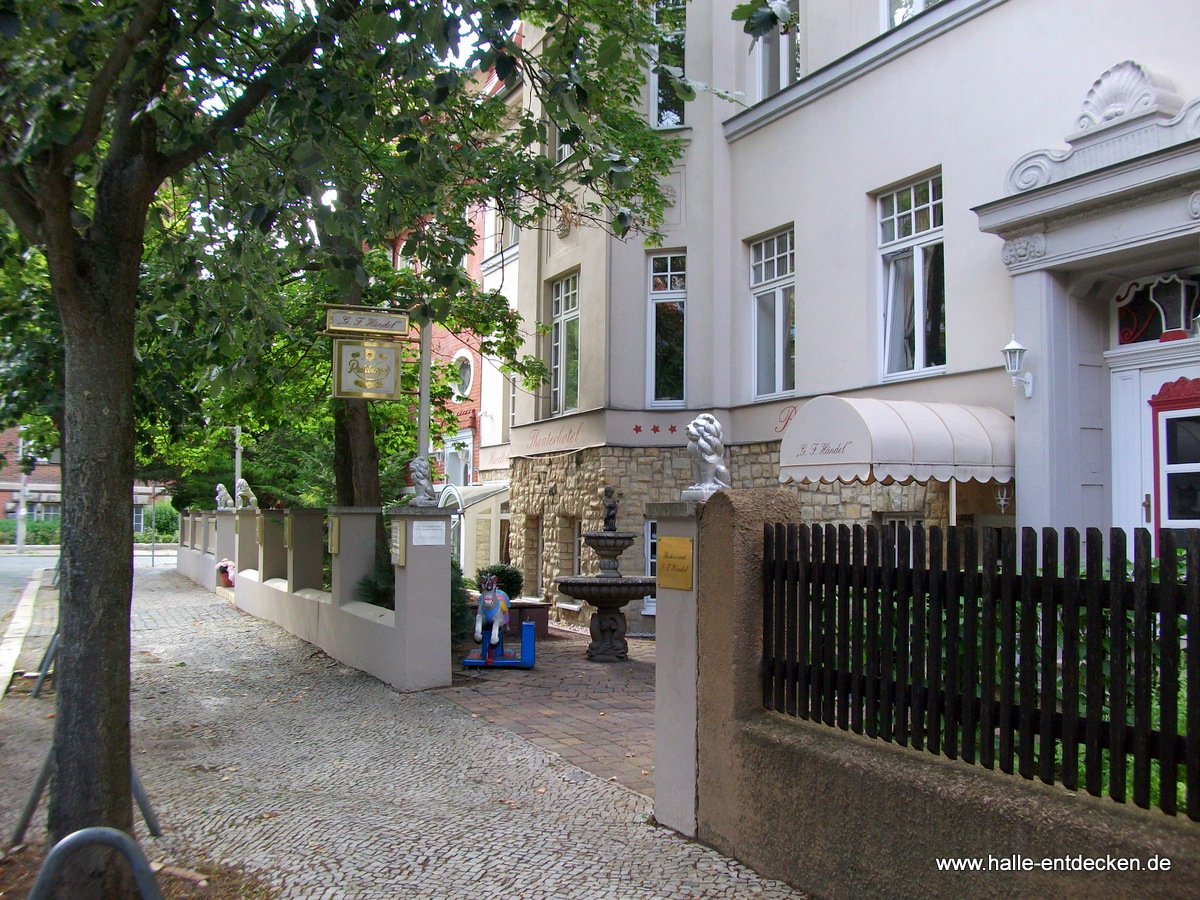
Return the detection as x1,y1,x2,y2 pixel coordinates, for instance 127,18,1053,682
324,305,410,337
332,339,403,401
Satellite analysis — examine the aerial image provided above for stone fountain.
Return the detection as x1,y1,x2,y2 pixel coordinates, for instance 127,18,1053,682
556,486,655,662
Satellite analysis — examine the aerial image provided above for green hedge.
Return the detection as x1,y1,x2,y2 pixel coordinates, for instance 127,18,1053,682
0,519,61,545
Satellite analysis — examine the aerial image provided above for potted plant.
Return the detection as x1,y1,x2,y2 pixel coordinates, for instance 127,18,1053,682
216,558,235,587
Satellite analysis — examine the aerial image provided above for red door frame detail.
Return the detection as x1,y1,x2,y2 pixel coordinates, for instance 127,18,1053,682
1148,377,1200,552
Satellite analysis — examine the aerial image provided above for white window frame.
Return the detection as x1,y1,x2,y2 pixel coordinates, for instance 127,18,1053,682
648,252,687,408
452,350,474,401
879,173,946,380
882,0,945,31
550,272,580,416
750,228,796,398
1158,409,1200,530
643,520,658,616
754,0,800,101
649,0,686,129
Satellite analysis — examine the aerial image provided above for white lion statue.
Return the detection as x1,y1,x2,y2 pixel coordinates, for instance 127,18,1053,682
234,478,258,510
215,483,234,509
409,456,438,506
684,413,731,498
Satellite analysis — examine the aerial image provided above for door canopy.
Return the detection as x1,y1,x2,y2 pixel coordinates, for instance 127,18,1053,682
778,396,1015,485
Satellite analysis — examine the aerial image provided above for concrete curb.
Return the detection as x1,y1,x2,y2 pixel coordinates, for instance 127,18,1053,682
0,569,43,707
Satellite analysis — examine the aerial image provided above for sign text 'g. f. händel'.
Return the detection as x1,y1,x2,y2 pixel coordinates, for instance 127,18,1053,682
791,440,854,458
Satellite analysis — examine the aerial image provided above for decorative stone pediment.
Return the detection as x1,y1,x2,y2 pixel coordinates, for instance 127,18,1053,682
1005,61,1199,195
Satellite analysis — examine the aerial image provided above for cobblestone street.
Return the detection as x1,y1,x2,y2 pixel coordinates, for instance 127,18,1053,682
1,568,807,899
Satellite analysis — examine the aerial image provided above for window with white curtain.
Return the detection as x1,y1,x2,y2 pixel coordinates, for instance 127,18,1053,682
750,228,796,397
880,174,945,377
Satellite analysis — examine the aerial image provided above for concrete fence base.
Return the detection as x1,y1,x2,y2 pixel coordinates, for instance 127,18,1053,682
691,490,1200,900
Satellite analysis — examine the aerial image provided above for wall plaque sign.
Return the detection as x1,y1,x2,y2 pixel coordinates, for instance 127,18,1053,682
332,339,403,401
657,536,694,591
326,306,410,336
412,520,446,546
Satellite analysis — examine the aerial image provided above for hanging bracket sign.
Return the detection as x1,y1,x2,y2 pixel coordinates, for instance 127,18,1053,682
325,305,410,337
332,339,403,401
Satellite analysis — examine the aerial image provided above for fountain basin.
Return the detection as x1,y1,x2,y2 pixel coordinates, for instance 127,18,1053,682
555,576,657,603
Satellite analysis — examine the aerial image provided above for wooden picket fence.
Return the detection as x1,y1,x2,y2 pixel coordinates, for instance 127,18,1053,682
761,522,1200,820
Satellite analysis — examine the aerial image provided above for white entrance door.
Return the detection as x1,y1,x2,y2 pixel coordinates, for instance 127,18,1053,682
1109,341,1200,540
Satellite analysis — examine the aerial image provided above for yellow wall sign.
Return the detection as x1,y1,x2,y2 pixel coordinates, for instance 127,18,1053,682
657,536,694,591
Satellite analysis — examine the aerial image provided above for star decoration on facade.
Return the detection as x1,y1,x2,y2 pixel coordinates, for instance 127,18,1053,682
669,425,678,433
633,424,642,434
651,425,660,433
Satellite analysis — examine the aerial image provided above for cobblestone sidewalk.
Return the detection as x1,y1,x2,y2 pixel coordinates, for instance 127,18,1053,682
0,568,807,899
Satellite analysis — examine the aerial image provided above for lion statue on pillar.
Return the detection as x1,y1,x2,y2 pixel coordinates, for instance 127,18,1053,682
683,413,731,499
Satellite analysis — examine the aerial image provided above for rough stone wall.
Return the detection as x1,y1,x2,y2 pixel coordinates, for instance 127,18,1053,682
511,440,959,634
510,445,699,633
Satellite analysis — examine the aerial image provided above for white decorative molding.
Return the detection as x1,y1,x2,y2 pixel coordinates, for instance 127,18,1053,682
1005,61,1200,195
1074,60,1184,133
1190,192,1200,220
1000,233,1047,268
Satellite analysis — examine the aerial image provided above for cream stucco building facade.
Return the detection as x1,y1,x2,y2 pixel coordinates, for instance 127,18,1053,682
477,0,1200,631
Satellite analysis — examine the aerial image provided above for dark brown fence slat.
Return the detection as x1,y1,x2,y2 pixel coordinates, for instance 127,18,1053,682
981,527,999,770
1084,527,1105,797
895,525,913,747
881,525,896,744
763,524,775,710
1061,528,1081,793
1132,529,1153,809
823,524,838,726
773,523,787,713
1109,528,1128,803
909,524,924,752
1188,531,1200,821
836,525,852,731
1158,530,1179,816
865,524,880,739
962,528,980,765
1038,528,1059,785
811,525,825,721
797,525,812,720
944,528,961,761
927,526,943,757
999,527,1018,775
1018,528,1039,780
785,524,800,717
851,525,866,735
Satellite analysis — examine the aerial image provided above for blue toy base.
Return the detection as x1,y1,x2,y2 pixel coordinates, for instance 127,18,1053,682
463,620,536,669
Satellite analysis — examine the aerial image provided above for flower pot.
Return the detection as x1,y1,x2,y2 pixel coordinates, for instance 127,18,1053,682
217,570,233,588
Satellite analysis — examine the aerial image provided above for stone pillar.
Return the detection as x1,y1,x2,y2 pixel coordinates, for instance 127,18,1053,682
389,507,453,691
258,510,287,582
328,508,380,606
234,509,258,572
647,501,702,837
214,509,236,565
286,508,327,593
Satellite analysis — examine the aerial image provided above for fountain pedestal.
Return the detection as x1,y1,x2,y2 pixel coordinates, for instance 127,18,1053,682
556,530,656,662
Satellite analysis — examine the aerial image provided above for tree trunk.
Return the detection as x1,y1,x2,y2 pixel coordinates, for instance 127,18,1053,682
44,164,146,898
333,398,382,507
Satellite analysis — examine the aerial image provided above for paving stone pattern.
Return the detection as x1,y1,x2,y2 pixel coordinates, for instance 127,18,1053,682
0,569,807,899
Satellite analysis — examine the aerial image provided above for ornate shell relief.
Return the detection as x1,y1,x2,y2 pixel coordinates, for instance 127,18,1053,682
1075,60,1183,132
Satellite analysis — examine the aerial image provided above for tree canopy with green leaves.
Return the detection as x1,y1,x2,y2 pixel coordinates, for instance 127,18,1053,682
0,0,687,889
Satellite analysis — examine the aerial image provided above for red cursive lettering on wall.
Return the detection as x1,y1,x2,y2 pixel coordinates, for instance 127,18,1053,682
775,405,798,433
